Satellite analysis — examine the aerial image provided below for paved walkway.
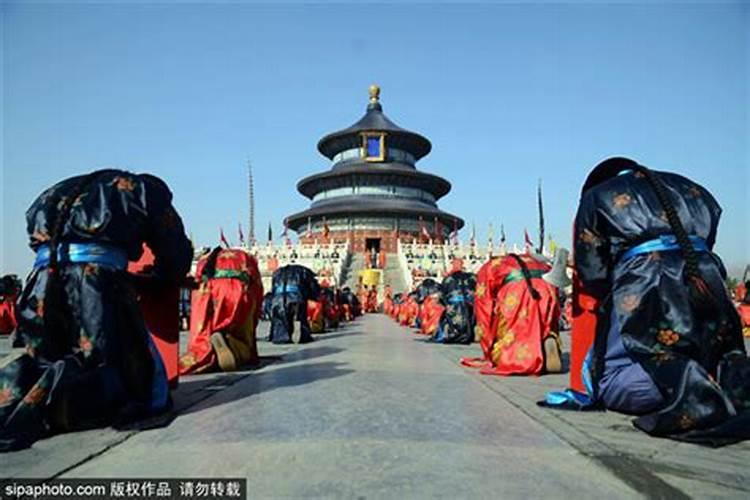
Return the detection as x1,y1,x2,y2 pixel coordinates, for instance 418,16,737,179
2,315,750,498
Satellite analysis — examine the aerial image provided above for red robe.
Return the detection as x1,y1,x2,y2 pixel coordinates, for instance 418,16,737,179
736,283,750,337
462,254,559,376
180,249,263,374
739,304,750,338
390,302,401,321
128,245,181,388
366,289,378,313
342,303,353,322
324,290,341,328
383,287,394,316
569,273,599,392
419,295,445,336
736,282,747,303
0,293,17,336
357,288,368,313
307,299,325,333
399,296,419,327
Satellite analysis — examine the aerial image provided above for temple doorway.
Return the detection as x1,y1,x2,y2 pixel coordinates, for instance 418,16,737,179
365,238,381,253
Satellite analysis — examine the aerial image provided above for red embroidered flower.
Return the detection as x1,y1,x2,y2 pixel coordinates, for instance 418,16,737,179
657,329,680,346
112,176,136,192
32,230,51,243
79,335,93,353
35,298,45,318
579,229,601,245
0,387,13,406
613,193,632,209
23,385,47,406
678,414,696,430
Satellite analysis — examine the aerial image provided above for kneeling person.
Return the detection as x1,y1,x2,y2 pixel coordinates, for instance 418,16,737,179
180,247,263,374
461,252,562,375
570,157,749,441
0,169,192,451
269,265,319,344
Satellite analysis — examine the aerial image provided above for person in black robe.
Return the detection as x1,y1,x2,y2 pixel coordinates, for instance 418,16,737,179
268,265,320,344
320,287,339,330
573,157,749,444
416,278,441,303
261,292,273,321
434,271,476,344
0,169,192,451
340,287,361,320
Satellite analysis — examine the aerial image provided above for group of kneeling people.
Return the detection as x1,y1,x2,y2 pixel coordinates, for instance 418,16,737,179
385,252,565,377
0,169,365,452
1,156,749,451
387,157,750,445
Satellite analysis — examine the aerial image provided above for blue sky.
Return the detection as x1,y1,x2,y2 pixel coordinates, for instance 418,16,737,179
2,1,748,276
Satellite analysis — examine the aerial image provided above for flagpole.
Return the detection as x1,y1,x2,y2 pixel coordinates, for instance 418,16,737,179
537,178,545,254
247,160,256,245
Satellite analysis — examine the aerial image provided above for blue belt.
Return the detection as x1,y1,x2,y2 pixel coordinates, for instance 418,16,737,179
447,295,466,304
34,243,128,270
620,234,708,262
274,284,300,295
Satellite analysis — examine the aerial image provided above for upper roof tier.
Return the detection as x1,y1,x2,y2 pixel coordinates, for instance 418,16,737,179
317,85,432,162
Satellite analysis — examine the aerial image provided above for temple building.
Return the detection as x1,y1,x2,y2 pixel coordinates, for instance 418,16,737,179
286,85,463,254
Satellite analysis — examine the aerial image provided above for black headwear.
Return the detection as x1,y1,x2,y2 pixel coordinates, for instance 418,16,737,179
580,157,639,196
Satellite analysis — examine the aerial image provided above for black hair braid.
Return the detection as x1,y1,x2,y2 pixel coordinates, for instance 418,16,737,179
509,253,541,301
43,171,103,357
201,246,223,282
631,165,718,318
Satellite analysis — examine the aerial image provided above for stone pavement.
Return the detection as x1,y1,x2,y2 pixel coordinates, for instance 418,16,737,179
2,315,749,499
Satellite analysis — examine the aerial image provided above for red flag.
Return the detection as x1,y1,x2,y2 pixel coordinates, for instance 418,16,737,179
220,228,230,248
450,218,458,244
419,217,429,241
323,217,330,240
524,229,534,250
282,219,291,246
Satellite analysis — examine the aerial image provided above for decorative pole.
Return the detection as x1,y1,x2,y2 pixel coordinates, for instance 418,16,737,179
537,178,545,255
248,160,256,245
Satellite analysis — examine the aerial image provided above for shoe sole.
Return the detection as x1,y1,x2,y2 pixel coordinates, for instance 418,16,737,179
291,320,303,344
544,336,562,374
211,332,237,372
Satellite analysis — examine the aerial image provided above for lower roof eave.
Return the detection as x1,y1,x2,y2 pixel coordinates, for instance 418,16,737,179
286,206,464,232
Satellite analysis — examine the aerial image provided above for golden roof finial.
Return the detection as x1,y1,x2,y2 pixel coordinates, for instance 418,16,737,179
369,84,380,103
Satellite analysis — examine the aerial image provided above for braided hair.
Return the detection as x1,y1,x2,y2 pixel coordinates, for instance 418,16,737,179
629,164,719,318
43,171,104,357
201,246,223,282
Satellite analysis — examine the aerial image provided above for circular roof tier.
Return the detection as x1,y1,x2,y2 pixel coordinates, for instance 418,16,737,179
297,164,452,200
286,197,464,232
317,85,432,161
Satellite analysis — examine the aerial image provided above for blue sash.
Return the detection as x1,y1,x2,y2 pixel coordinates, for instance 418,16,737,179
620,234,707,262
447,295,466,304
274,284,300,296
34,243,128,270
543,350,596,409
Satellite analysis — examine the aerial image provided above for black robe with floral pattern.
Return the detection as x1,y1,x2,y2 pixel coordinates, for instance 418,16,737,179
0,169,192,451
575,169,749,444
268,265,320,344
437,271,477,345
